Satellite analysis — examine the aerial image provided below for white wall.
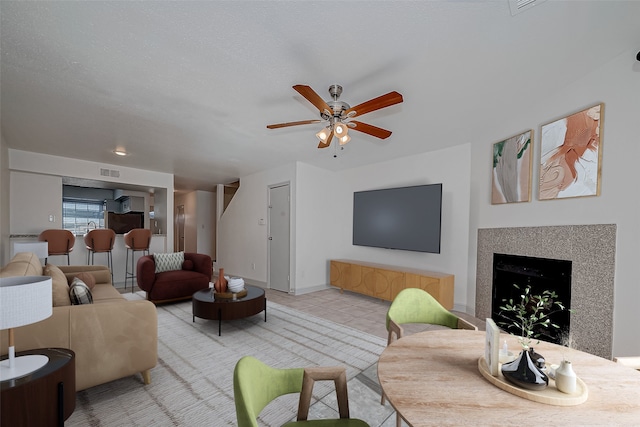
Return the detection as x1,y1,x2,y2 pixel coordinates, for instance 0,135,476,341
294,162,340,293
196,190,215,257
469,48,640,357
0,136,10,263
334,144,472,309
10,171,62,233
218,163,296,285
218,146,471,305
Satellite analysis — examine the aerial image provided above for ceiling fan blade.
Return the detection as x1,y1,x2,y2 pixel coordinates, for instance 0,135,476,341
318,132,333,149
348,121,393,139
343,91,403,118
293,85,332,115
267,119,322,129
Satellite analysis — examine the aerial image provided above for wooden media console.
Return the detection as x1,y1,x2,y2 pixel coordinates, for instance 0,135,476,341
330,259,454,309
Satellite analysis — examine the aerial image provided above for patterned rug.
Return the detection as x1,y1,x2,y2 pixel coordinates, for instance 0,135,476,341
66,293,387,426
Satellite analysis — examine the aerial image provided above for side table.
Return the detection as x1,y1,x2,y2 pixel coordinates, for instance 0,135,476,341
1,348,76,427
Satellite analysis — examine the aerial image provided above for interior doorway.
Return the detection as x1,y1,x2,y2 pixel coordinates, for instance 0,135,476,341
176,205,185,252
268,183,290,293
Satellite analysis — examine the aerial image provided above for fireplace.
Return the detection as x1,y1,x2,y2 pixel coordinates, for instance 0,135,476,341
476,224,616,359
492,253,571,345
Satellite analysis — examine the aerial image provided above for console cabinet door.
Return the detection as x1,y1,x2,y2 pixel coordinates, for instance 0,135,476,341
362,266,376,297
375,268,403,301
330,261,350,288
406,272,454,309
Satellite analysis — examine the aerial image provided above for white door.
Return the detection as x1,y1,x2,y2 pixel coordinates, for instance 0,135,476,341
268,184,290,293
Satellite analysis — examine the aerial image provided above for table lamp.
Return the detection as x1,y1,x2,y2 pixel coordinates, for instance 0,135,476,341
0,275,52,381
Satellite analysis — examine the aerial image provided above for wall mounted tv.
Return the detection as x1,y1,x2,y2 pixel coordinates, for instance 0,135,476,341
352,184,442,253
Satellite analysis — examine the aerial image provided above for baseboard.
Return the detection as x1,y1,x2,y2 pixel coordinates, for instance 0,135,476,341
291,284,331,296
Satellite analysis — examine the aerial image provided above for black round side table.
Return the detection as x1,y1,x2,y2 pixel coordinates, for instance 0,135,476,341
1,347,76,427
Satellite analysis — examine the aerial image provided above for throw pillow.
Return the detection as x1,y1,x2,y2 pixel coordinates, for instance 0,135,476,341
71,272,96,290
154,252,184,273
182,259,194,271
44,264,72,307
69,277,93,305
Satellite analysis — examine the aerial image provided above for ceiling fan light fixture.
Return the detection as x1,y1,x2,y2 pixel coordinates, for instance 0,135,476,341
316,127,331,144
338,134,351,146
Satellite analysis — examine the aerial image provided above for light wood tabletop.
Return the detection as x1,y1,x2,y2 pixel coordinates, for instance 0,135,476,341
377,330,640,426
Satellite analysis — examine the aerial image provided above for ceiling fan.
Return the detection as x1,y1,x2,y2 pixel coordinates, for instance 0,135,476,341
267,84,403,149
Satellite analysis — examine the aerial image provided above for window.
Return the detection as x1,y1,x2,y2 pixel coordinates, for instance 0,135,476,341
63,199,105,235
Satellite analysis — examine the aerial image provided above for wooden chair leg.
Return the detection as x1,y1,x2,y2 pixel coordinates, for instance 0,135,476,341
141,369,151,385
297,366,349,421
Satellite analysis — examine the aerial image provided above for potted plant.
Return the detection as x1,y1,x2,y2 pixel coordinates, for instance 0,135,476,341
498,284,568,349
497,284,570,390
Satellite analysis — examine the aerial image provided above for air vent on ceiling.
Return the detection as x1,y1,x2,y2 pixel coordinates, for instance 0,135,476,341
509,0,546,16
99,167,120,178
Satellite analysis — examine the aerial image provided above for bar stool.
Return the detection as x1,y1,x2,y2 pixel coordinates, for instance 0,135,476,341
123,228,151,292
84,229,116,283
38,229,75,265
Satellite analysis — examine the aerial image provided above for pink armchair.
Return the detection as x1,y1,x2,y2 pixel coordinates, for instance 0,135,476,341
137,252,212,303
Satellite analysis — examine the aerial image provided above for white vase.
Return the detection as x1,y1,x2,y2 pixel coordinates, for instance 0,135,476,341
555,360,577,394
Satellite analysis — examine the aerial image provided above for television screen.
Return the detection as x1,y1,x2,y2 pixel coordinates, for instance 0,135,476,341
352,184,442,253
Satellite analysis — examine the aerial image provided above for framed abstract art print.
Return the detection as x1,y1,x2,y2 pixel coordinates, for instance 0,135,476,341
539,103,603,200
492,130,533,204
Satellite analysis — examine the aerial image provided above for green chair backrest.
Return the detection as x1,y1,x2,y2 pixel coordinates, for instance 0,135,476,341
386,288,459,330
234,356,304,427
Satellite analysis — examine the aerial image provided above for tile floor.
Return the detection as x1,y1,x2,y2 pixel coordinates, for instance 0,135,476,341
264,287,486,339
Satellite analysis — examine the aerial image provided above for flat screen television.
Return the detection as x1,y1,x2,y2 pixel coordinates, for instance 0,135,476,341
352,184,442,253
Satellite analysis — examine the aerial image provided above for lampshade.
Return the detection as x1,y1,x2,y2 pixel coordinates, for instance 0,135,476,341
316,126,331,144
338,134,351,146
333,122,348,138
0,276,53,381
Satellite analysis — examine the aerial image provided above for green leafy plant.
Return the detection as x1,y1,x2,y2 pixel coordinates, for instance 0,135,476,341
498,284,569,349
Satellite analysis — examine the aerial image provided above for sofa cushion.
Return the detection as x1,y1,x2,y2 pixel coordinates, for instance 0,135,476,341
91,283,125,303
0,252,42,277
69,277,93,305
182,259,194,271
154,252,184,273
44,263,72,307
70,272,96,290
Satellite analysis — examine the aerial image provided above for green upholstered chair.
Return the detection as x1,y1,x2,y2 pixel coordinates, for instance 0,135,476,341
233,356,369,427
383,288,478,427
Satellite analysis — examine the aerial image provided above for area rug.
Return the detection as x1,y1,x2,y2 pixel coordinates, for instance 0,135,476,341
66,293,387,426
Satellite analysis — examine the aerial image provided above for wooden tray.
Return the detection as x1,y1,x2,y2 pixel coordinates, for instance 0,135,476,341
213,289,247,299
478,357,588,406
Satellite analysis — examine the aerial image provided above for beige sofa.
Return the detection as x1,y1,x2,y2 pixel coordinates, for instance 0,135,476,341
0,252,157,391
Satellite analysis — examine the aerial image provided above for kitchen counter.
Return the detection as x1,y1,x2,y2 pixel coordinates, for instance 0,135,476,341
9,233,168,286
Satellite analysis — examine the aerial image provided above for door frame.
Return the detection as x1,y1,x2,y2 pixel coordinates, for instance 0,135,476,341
267,182,292,293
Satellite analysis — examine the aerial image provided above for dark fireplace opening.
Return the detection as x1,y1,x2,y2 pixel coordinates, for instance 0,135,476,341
492,253,572,346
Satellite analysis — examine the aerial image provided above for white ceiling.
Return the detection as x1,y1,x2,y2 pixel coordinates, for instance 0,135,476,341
2,1,639,192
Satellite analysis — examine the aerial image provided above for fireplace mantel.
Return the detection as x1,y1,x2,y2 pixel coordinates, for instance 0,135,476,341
476,224,616,359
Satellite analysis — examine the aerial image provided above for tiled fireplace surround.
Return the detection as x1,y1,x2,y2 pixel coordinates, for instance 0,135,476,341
475,224,616,359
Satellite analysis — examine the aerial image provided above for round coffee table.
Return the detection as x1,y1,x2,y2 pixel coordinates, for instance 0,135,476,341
192,285,267,336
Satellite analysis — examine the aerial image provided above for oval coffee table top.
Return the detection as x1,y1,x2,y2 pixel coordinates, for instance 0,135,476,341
193,284,264,304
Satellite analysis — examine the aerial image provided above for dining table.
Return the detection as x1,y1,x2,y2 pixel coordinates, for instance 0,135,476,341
377,329,640,426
